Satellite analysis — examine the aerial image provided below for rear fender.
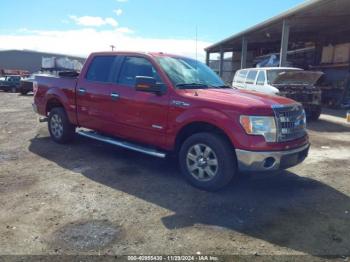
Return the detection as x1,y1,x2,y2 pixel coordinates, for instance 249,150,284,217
45,88,78,125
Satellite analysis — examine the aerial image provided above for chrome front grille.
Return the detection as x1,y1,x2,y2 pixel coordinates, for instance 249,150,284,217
272,104,306,142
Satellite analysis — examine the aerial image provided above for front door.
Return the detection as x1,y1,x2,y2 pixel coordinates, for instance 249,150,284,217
245,69,258,91
255,70,267,93
109,56,170,148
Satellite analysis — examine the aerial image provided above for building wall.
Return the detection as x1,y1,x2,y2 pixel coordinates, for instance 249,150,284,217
0,50,86,73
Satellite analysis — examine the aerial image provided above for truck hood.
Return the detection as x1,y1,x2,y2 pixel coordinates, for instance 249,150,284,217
272,71,323,86
180,88,296,114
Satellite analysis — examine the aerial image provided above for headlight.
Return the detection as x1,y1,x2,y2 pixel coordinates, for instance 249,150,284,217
240,115,277,142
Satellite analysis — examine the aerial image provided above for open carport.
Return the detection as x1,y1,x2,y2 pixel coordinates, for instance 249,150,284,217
205,0,350,108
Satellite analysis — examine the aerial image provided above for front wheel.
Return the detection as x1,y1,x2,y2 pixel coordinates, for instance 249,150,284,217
179,132,237,191
48,107,75,144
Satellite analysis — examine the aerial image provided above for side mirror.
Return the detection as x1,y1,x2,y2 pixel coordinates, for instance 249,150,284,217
135,76,164,95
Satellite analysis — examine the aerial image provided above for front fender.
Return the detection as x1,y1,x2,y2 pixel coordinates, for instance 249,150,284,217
166,107,239,150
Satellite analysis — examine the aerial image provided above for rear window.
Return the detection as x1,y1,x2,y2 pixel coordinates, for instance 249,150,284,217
86,56,116,83
234,70,248,83
245,70,258,84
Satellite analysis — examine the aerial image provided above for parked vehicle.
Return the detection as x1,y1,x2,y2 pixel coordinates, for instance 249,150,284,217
19,75,37,95
0,75,22,93
33,52,310,191
232,67,323,120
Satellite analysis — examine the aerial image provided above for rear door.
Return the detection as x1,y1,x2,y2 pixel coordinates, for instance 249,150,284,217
76,55,119,134
109,55,170,147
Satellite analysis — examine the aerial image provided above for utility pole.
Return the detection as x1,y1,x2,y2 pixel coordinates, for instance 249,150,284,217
110,45,115,51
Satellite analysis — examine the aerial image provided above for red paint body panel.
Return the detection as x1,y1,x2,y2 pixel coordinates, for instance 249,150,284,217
34,52,309,153
34,75,78,125
108,83,170,147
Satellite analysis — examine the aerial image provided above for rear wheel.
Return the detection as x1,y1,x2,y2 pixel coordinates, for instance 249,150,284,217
48,107,75,144
179,132,237,191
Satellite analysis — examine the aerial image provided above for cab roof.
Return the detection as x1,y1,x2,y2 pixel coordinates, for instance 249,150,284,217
89,51,188,59
239,67,302,71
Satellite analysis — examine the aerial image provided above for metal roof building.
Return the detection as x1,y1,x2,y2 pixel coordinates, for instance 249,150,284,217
0,49,86,74
205,0,350,82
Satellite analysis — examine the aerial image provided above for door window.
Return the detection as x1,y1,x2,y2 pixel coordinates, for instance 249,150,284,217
85,56,116,83
245,70,258,84
118,57,162,86
256,71,266,85
234,70,248,83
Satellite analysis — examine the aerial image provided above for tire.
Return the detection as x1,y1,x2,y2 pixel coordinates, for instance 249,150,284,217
48,107,75,144
309,106,322,121
179,132,237,191
20,90,28,95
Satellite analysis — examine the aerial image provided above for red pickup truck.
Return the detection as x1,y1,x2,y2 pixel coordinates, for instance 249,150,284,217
33,52,309,191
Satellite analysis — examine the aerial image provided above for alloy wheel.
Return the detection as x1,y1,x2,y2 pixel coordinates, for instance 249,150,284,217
186,143,219,182
50,114,64,138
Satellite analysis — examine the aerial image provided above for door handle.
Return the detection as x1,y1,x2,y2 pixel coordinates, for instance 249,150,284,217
111,92,120,100
78,88,86,95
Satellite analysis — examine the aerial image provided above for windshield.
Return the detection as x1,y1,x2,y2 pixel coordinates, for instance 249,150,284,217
6,76,21,81
156,56,227,89
267,69,301,84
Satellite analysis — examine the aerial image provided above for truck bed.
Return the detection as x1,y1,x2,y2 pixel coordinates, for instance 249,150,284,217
34,74,79,125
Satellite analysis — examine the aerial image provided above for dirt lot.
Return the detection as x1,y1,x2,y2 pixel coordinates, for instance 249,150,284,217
0,92,350,258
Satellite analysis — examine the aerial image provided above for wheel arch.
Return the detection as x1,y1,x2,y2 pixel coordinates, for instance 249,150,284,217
174,121,235,154
45,96,65,116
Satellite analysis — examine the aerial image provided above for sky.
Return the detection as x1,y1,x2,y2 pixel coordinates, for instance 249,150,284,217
0,0,305,61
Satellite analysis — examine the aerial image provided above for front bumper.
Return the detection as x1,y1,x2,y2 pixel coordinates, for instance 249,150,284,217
235,143,310,172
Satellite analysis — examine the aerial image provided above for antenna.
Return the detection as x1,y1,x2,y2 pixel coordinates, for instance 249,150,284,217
195,25,198,62
195,25,199,81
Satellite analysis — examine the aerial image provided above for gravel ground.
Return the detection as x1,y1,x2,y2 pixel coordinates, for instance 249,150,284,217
0,92,350,259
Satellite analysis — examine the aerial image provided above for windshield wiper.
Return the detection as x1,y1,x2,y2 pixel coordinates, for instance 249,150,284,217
176,83,209,89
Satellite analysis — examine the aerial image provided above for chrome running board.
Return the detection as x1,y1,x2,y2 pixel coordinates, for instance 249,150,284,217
77,130,167,158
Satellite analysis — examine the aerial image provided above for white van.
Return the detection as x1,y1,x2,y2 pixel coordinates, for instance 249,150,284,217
232,67,323,120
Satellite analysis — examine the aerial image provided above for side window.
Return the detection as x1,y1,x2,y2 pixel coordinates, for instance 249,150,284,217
235,70,248,83
86,56,116,83
233,72,240,83
118,56,162,86
245,70,258,84
256,71,266,85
